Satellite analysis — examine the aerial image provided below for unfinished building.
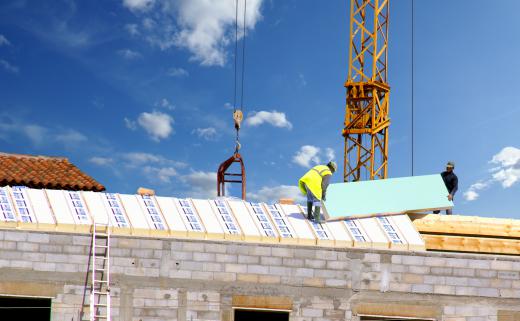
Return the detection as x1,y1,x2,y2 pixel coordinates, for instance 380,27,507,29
0,152,519,321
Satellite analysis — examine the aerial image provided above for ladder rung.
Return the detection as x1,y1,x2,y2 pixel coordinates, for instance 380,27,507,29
95,268,107,272
96,304,108,307
92,291,108,295
95,315,108,319
94,279,108,283
95,245,108,248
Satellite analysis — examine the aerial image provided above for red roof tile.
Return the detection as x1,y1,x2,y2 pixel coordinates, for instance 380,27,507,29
0,152,105,192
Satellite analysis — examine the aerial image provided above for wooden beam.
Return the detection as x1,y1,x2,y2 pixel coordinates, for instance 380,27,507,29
409,213,520,238
422,234,520,255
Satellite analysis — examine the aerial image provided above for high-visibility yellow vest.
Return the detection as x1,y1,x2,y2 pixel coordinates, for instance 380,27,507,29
298,165,332,200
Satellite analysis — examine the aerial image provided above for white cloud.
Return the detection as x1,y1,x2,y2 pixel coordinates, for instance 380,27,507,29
167,67,189,77
118,48,142,60
464,146,520,201
0,59,19,74
249,185,305,203
89,157,114,166
123,0,155,11
143,166,178,183
181,171,218,199
245,110,292,129
463,180,490,201
298,73,307,86
122,0,264,66
124,117,137,130
156,98,175,110
193,127,218,141
125,24,140,36
292,145,321,168
55,129,88,144
21,125,48,147
0,115,90,149
121,152,187,169
325,148,335,162
136,111,174,141
0,34,11,46
463,190,479,201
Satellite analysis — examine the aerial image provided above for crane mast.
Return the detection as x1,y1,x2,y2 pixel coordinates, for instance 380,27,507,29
343,0,390,182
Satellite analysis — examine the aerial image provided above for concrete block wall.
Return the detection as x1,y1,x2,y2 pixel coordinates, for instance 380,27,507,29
0,229,519,321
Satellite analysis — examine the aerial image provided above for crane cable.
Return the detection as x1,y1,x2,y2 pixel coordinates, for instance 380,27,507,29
232,0,247,154
411,0,415,176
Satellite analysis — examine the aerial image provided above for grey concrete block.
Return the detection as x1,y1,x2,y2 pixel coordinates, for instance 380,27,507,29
301,308,323,317
409,265,430,274
477,287,499,297
453,268,475,277
215,254,237,263
411,284,434,294
261,256,282,266
294,248,316,259
402,256,425,266
27,233,50,243
445,258,468,268
72,235,91,246
204,243,227,253
247,264,269,274
477,269,497,278
431,267,453,275
498,271,519,279
238,255,259,264
4,231,27,242
272,247,294,258
269,266,292,276
193,252,216,262
225,263,247,273
249,246,271,256
491,260,513,271
434,284,455,295
33,262,57,272
17,242,39,252
191,271,214,280
0,241,17,250
182,242,204,252
283,258,304,267
140,239,163,250
446,276,469,286
45,253,69,263
363,253,380,263
305,259,326,269
203,262,223,272
295,268,314,278
456,286,478,296
316,250,338,261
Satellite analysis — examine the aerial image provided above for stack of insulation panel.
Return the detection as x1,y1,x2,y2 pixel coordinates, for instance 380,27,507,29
0,186,425,251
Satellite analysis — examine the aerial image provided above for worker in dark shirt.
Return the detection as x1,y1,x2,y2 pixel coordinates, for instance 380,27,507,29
434,161,458,215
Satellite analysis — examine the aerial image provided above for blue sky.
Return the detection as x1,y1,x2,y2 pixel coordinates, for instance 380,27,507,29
1,0,520,218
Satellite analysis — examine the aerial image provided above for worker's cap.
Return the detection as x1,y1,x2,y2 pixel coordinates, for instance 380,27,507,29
446,161,455,168
327,161,338,173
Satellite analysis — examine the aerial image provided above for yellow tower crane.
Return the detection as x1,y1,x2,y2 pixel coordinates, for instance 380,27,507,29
343,0,390,182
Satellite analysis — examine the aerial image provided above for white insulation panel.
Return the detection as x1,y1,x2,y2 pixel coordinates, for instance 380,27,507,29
0,186,425,251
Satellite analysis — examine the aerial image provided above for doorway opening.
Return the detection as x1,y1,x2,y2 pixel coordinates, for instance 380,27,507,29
234,308,290,321
0,296,51,320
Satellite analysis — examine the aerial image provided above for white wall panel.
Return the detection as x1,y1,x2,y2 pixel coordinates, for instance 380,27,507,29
119,194,151,236
228,200,262,242
155,196,189,237
278,204,315,245
192,199,224,240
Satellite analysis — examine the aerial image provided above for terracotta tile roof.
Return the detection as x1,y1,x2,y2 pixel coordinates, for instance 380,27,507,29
0,152,105,192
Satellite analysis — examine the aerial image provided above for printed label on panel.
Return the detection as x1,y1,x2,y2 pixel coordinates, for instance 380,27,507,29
0,187,16,222
11,186,35,223
344,219,367,242
66,191,90,223
265,204,293,238
140,195,166,230
310,221,330,240
250,203,277,237
213,200,241,234
103,193,129,228
377,216,403,244
177,199,204,232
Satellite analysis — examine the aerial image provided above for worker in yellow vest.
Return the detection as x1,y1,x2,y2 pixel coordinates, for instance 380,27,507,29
298,161,337,223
